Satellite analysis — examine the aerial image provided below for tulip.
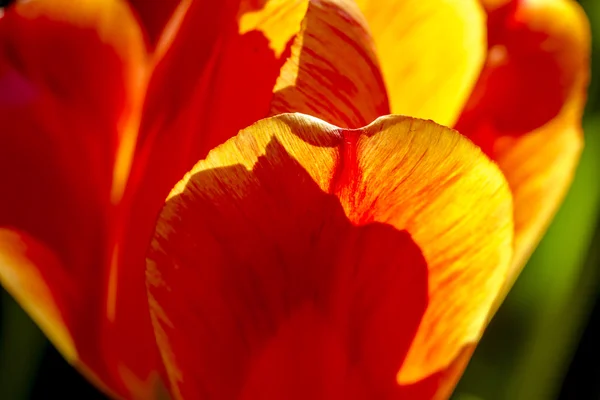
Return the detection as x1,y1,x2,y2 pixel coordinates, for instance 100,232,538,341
0,0,588,399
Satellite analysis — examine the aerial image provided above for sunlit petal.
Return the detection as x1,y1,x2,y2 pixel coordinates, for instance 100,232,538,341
147,113,512,398
355,0,486,126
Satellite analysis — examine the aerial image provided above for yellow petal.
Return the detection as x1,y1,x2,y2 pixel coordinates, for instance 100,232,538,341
238,0,308,58
355,0,486,126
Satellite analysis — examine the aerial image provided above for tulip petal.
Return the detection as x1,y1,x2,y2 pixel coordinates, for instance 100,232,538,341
116,5,308,379
0,229,120,397
0,1,159,397
456,0,590,281
137,0,305,165
96,2,307,392
147,113,513,398
270,0,390,128
354,0,486,126
122,0,307,263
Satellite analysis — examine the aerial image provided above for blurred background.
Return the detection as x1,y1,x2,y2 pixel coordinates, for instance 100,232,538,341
0,0,599,399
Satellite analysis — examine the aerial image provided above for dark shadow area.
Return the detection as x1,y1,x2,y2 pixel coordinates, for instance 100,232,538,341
0,1,15,9
31,345,107,399
558,294,600,400
558,226,600,400
0,288,107,399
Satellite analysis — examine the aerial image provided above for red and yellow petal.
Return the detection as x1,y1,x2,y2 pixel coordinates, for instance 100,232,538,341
0,1,159,397
270,0,486,129
147,113,513,398
456,0,590,282
269,0,389,128
355,0,487,126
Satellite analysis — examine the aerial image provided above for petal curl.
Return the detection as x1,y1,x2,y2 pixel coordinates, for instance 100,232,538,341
456,0,590,281
147,113,513,398
355,0,486,126
0,1,159,397
270,0,390,128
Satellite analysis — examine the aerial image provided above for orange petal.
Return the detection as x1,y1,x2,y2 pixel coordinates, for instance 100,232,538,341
354,0,486,126
456,0,590,282
269,0,390,128
147,113,513,398
0,1,160,397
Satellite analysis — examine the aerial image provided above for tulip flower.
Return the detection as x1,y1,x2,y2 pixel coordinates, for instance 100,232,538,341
0,0,589,399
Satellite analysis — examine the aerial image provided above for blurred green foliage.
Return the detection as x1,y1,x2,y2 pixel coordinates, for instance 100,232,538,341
0,293,45,399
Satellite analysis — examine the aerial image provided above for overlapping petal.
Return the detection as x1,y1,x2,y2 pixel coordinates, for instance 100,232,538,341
110,4,308,395
147,113,513,398
270,0,486,128
0,1,308,396
0,0,156,397
269,0,389,128
456,0,590,282
117,0,306,298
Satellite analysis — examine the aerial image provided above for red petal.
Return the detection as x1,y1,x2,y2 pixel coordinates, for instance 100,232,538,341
0,1,161,397
95,2,307,393
457,0,587,137
147,114,513,399
113,5,306,379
